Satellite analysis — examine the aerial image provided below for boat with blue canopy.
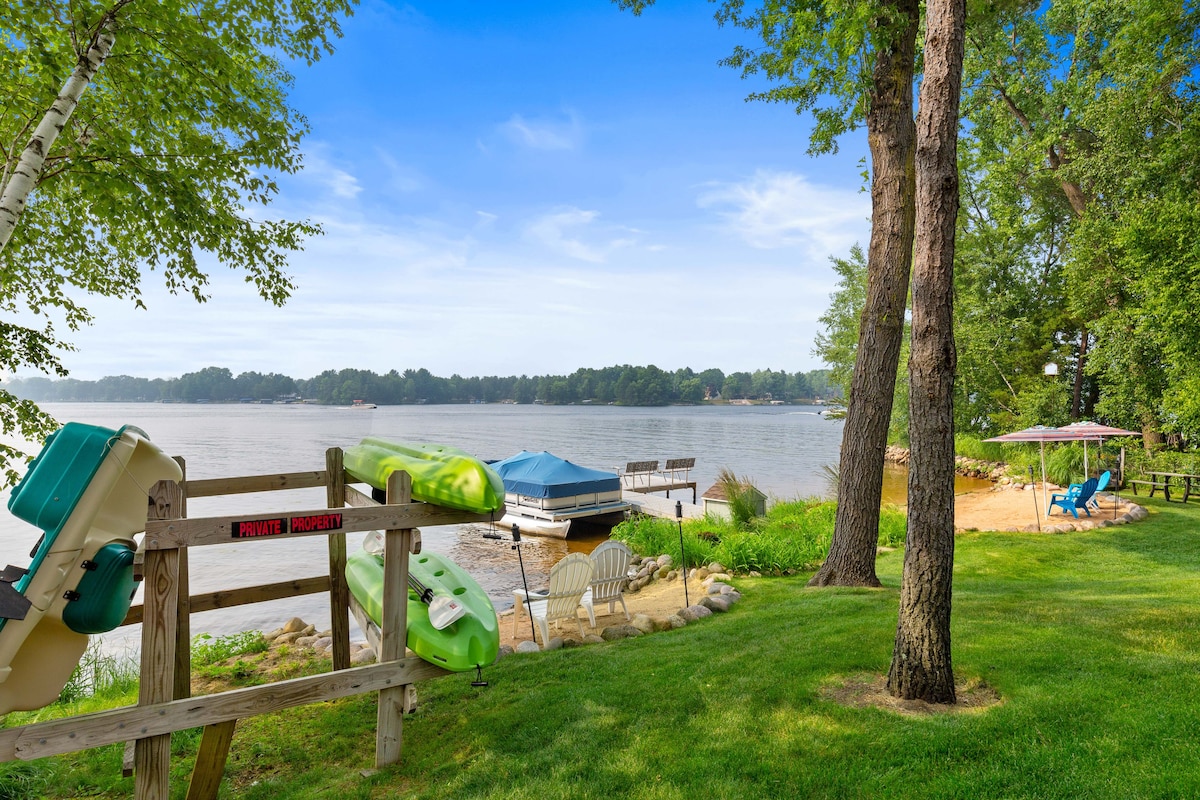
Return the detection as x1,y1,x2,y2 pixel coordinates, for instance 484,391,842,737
490,450,630,538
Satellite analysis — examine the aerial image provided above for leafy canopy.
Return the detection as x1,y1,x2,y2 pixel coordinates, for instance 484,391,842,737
0,0,356,485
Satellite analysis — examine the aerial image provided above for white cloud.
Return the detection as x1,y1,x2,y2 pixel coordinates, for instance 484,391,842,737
300,147,363,200
697,170,869,257
523,207,640,264
499,111,583,151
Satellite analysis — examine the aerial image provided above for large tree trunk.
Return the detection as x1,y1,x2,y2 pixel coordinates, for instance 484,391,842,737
1071,326,1088,419
809,0,919,588
887,0,965,704
0,15,121,254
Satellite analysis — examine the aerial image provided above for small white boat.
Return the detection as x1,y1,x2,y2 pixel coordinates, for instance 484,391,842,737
350,400,376,409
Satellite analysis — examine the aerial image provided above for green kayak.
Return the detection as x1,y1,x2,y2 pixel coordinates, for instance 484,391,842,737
346,545,499,672
343,439,504,514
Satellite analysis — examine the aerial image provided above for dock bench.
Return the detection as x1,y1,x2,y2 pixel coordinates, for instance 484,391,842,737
620,458,698,503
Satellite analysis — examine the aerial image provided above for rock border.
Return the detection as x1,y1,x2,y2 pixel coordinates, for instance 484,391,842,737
259,554,749,665
496,556,745,658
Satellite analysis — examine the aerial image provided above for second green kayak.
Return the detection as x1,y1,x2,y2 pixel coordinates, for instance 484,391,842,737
343,439,504,514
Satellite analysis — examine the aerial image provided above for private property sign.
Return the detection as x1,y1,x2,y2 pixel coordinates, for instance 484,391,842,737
231,513,343,539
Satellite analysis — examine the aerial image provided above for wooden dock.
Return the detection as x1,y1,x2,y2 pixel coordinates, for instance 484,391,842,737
623,491,704,520
619,458,698,503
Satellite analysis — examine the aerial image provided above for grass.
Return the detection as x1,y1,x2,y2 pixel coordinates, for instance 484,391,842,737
5,496,1200,798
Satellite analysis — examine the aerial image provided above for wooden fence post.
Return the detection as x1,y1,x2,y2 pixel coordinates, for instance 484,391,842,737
135,479,183,800
326,448,351,671
376,470,412,767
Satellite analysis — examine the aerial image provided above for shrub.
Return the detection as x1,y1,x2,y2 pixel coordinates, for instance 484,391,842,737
611,499,907,573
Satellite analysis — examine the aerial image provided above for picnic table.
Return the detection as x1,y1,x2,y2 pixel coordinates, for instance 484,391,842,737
1128,471,1199,503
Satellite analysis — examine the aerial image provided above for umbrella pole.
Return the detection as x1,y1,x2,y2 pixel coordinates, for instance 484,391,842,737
1029,466,1041,531
1041,441,1049,515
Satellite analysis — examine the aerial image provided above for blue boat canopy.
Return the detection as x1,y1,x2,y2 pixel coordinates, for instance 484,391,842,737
491,451,621,498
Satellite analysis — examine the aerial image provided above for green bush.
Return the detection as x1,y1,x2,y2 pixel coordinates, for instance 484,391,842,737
611,499,907,574
58,641,139,704
955,434,1005,462
192,630,268,667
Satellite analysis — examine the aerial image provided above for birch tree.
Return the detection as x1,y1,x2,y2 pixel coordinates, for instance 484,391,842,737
0,0,355,485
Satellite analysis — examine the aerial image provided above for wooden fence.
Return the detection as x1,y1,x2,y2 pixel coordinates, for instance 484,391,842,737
0,447,497,799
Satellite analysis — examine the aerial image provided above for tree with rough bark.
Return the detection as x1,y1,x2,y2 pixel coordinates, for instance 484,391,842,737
615,0,921,588
887,0,965,704
0,0,355,485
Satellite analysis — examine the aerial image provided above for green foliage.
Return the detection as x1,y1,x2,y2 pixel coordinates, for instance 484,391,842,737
953,0,1200,438
0,0,358,485
612,499,906,573
0,761,50,800
953,434,1005,462
192,631,268,667
6,363,835,408
716,467,760,528
57,640,138,704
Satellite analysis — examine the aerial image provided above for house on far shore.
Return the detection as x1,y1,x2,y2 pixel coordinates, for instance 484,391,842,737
701,480,767,519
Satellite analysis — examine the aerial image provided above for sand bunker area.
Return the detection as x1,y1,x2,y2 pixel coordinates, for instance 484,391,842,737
949,485,1146,533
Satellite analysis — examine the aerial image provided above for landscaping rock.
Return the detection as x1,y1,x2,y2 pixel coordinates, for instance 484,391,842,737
495,644,515,661
515,640,541,654
544,637,564,651
656,554,673,569
275,631,305,645
707,582,728,595
707,562,727,574
666,614,688,629
312,636,332,652
281,617,307,634
584,634,606,645
350,646,376,665
694,567,710,581
600,624,643,641
679,605,713,622
295,635,320,648
630,614,657,634
701,595,733,613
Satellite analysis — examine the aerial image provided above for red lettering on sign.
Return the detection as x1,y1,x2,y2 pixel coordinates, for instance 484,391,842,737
289,513,343,533
231,517,288,538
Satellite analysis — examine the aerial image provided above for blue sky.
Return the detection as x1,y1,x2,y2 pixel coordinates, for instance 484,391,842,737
56,0,871,381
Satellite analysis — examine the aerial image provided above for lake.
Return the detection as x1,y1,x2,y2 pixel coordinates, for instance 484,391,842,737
0,402,974,653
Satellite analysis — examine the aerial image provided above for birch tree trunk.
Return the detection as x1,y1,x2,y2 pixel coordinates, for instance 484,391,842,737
0,19,118,254
887,0,965,703
809,0,919,588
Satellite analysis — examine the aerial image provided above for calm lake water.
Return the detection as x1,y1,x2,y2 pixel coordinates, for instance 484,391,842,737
0,402,978,653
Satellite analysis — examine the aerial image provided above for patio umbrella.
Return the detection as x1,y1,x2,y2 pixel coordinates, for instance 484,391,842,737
984,426,1080,517
1054,421,1141,475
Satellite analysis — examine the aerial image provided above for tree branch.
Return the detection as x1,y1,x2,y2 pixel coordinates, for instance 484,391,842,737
0,1,133,253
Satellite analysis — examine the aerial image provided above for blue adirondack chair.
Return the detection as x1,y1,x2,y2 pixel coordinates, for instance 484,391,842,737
1070,470,1111,510
1048,476,1099,518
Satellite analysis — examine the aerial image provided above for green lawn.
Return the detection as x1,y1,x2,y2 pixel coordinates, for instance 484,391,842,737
8,495,1200,799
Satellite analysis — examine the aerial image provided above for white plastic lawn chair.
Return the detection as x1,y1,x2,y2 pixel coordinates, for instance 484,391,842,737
581,540,633,627
512,552,593,645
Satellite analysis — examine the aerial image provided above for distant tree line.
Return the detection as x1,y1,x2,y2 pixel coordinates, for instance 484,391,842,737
6,365,838,407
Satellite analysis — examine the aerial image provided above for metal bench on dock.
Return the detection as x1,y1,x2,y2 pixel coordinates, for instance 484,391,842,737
619,457,697,503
